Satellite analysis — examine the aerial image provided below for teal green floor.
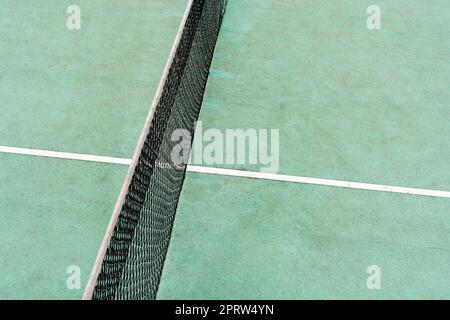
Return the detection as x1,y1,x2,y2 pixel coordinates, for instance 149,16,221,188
159,174,450,299
0,154,126,299
194,0,450,189
1,0,450,299
0,0,185,157
157,0,450,299
0,0,186,299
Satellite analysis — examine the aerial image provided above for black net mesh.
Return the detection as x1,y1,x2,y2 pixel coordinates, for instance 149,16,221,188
92,0,226,300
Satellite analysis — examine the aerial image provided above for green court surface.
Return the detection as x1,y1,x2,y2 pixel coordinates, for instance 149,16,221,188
193,0,450,189
0,0,186,299
158,0,450,299
0,153,126,299
158,174,450,299
1,0,450,299
0,0,185,157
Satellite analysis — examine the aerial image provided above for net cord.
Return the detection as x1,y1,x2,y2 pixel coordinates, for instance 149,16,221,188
82,0,195,300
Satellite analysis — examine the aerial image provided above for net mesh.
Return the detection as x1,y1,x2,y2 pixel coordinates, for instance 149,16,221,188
91,0,226,300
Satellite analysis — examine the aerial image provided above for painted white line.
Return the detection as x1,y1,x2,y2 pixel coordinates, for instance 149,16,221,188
186,165,450,199
0,146,131,165
1,146,449,199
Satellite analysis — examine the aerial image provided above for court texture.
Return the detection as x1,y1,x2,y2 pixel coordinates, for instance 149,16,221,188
0,0,449,299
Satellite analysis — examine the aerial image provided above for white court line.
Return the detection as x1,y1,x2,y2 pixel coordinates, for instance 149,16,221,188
186,166,450,199
0,146,132,165
1,145,450,199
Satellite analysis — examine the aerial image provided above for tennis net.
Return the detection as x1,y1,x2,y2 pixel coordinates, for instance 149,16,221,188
83,0,227,300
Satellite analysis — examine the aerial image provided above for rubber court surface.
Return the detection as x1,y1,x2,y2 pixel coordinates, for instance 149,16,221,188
1,0,450,299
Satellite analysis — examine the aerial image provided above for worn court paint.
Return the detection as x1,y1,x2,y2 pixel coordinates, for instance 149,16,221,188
2,0,449,300
159,0,450,299
159,172,450,299
0,146,131,165
0,0,186,299
194,0,450,190
0,0,186,158
3,145,450,199
0,154,127,299
187,165,450,199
